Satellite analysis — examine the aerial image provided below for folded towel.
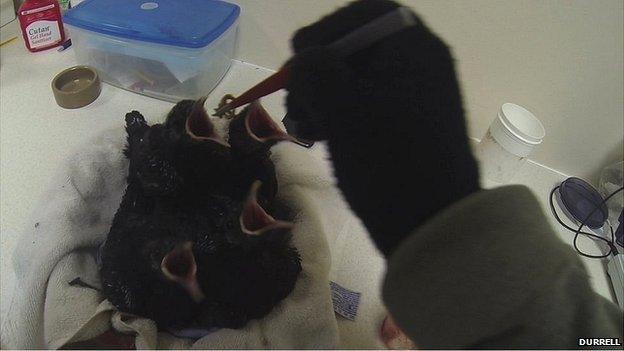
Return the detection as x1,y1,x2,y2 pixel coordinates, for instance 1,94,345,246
1,126,345,349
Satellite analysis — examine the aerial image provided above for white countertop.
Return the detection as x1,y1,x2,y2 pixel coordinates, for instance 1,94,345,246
1,18,616,347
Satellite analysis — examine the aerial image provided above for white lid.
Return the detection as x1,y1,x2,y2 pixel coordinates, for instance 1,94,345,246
498,103,545,145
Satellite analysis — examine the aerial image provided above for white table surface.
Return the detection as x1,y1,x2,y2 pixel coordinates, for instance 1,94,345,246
1,18,616,347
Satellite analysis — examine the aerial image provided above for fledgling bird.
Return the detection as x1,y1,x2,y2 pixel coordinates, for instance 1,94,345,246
228,100,296,158
180,181,301,329
119,98,285,209
124,110,184,197
162,97,292,203
227,101,297,205
100,111,197,326
168,97,236,199
141,97,283,202
100,108,301,330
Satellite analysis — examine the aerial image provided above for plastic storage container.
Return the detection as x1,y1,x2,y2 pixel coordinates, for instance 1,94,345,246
63,0,240,102
476,103,545,183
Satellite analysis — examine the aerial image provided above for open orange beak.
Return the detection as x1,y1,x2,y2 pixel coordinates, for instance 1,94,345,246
244,101,296,143
161,242,205,303
240,181,294,236
186,96,230,146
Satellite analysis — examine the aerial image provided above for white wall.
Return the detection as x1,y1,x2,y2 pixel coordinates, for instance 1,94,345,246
229,0,624,182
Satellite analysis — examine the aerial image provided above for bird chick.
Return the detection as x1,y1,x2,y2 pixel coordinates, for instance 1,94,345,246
127,97,293,203
126,122,184,196
101,180,300,329
100,108,301,330
168,98,291,203
101,111,200,326
228,101,296,158
193,181,301,329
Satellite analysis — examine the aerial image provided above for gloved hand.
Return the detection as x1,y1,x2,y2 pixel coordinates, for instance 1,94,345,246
285,1,480,256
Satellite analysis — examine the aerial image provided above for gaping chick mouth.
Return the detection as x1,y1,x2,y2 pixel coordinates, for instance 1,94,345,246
185,97,230,147
161,241,206,303
240,180,294,235
245,101,296,143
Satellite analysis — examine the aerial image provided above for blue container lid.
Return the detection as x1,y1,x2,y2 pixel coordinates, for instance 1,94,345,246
64,0,240,49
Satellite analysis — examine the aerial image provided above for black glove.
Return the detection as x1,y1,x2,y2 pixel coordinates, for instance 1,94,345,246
286,0,480,256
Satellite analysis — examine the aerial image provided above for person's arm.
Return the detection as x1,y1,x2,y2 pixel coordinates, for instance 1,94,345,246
383,185,623,349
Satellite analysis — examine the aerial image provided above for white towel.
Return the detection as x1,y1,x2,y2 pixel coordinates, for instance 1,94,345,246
1,126,349,349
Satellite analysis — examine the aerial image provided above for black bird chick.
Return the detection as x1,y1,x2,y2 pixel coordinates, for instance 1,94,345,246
101,181,300,329
170,97,236,199
172,98,292,203
173,181,301,329
227,101,296,205
119,99,281,210
101,111,197,326
100,108,301,330
124,97,237,200
127,97,293,203
124,111,184,197
228,101,296,158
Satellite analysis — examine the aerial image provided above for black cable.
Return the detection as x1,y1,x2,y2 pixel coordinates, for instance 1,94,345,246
549,185,623,259
68,277,101,291
548,187,609,241
573,186,623,258
608,225,618,255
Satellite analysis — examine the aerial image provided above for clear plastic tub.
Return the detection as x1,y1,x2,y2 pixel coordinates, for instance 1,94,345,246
64,0,240,102
66,23,238,102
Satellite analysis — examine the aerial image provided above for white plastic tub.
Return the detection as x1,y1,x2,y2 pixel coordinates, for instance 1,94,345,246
476,103,546,183
64,0,240,102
